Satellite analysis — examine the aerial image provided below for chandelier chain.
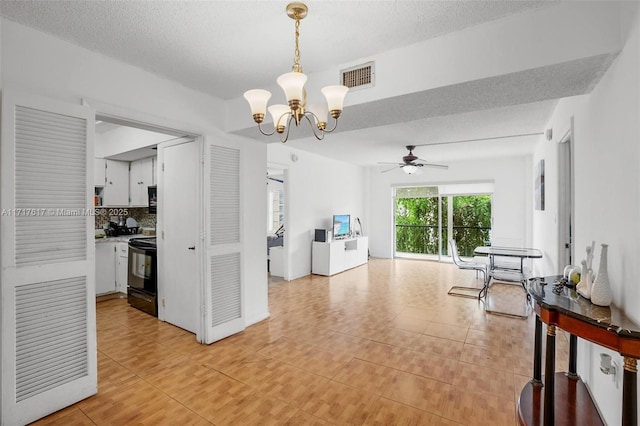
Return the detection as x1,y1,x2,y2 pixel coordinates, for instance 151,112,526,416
292,16,302,73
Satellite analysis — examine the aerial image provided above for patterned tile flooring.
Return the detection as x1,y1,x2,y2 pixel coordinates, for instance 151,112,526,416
32,258,569,425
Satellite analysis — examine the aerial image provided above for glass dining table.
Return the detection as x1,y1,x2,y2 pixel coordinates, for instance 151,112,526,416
474,246,543,282
473,246,543,318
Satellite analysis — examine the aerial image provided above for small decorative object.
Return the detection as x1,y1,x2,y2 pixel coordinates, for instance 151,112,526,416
591,243,612,306
576,259,591,299
586,241,596,270
562,265,580,287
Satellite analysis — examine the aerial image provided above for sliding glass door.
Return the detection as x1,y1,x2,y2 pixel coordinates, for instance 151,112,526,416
448,195,492,257
394,185,492,259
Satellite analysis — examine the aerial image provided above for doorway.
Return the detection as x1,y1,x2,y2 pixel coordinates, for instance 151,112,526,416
558,122,574,268
267,165,287,280
92,107,203,338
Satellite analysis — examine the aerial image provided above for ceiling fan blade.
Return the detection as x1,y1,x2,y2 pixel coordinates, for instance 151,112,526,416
414,158,449,169
381,166,399,174
419,163,449,170
377,161,403,165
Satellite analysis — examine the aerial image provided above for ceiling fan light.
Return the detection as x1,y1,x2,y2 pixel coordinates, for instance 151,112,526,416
321,85,349,113
403,165,418,174
243,89,272,116
277,72,307,106
268,104,291,128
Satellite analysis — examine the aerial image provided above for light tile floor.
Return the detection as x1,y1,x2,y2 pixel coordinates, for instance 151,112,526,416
32,258,568,425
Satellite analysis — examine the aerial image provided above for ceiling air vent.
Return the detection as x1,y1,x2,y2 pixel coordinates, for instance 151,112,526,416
341,62,375,90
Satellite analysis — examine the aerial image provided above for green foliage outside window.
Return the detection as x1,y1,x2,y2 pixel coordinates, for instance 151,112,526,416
396,195,491,256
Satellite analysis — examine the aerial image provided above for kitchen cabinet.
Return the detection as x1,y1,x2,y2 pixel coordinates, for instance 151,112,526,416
95,159,129,207
96,242,116,295
115,242,129,293
94,158,106,186
129,157,154,206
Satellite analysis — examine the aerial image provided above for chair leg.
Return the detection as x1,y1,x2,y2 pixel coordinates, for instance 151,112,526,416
448,268,487,300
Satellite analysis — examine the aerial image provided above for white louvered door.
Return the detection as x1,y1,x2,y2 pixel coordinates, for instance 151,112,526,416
202,142,244,344
1,91,96,425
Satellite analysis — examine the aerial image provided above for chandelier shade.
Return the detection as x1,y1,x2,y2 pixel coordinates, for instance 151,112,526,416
243,89,272,119
277,72,307,107
268,104,291,128
243,2,348,143
321,85,349,114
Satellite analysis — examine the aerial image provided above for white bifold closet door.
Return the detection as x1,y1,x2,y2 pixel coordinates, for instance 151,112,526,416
1,90,97,425
201,142,245,344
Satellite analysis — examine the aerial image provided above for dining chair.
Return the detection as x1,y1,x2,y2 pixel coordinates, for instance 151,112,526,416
448,239,489,299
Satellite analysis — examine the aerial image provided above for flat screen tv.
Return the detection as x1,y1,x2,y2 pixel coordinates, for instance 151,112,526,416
332,214,350,239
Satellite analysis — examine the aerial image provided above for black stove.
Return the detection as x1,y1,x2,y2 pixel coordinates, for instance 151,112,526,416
127,237,157,316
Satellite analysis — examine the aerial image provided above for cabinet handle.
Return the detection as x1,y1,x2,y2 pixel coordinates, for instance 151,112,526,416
188,246,196,250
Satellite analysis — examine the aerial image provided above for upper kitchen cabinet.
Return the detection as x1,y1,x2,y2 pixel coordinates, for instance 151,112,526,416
100,159,129,206
94,157,106,186
129,157,155,206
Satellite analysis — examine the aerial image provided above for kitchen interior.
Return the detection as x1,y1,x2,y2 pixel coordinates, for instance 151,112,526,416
94,119,179,321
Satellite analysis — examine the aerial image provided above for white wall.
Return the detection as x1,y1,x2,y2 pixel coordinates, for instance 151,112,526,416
267,143,364,280
534,2,640,424
367,156,535,262
1,19,269,327
96,126,176,159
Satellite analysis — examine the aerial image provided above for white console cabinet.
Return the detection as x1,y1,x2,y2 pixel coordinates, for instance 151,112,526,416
312,237,368,276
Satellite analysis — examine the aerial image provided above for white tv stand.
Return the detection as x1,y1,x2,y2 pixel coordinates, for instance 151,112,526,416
312,236,368,276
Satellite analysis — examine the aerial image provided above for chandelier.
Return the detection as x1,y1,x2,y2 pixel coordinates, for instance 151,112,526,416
243,2,349,143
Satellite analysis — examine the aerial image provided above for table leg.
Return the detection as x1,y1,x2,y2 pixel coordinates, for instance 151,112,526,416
567,334,578,380
532,316,543,387
544,324,556,426
623,357,637,426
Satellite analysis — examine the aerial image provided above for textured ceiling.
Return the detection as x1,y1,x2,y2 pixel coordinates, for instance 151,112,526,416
0,1,618,165
0,0,552,99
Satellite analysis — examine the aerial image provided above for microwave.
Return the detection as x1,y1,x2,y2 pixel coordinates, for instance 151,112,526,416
148,185,157,214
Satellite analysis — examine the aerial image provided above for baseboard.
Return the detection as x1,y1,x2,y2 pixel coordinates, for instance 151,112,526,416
245,310,270,327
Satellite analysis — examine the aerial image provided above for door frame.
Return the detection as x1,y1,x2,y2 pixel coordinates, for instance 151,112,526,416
557,118,575,269
82,98,205,339
267,162,290,279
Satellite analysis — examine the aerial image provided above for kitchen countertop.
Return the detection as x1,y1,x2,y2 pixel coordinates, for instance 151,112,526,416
95,234,155,243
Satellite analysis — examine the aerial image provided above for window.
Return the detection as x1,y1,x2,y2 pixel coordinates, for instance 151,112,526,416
394,184,493,259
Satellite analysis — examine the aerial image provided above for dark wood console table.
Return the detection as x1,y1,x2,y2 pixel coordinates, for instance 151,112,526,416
518,276,640,426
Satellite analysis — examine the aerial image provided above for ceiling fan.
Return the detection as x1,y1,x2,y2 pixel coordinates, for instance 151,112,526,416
379,145,449,174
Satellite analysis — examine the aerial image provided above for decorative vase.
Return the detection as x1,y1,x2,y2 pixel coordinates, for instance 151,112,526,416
576,259,591,299
591,243,612,306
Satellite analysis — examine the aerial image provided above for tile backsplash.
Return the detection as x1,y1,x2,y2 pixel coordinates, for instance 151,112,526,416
95,207,156,230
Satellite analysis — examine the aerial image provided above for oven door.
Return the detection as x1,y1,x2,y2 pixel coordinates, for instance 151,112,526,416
128,244,156,294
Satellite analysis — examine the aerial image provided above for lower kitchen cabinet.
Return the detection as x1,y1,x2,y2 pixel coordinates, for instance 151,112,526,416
96,241,130,295
115,242,129,293
96,242,116,295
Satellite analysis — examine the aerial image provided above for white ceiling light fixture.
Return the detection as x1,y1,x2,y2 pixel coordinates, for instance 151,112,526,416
243,2,349,143
403,165,418,174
